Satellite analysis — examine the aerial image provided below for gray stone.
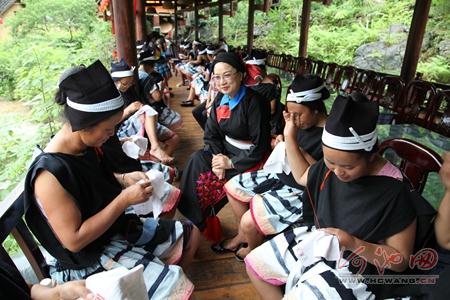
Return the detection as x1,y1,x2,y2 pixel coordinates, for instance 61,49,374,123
353,40,406,72
388,24,408,34
438,39,450,58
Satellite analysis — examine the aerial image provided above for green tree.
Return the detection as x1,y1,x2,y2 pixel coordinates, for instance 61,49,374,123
8,0,97,41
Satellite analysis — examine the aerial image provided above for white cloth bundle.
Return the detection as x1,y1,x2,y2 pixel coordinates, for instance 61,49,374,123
132,169,165,217
122,135,148,159
85,265,148,300
135,104,158,117
263,142,291,174
285,231,341,296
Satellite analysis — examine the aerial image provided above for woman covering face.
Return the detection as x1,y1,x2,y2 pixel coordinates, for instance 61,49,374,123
219,74,330,260
179,52,272,230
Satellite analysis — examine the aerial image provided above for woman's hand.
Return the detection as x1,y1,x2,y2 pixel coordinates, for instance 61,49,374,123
322,227,357,250
57,280,93,300
274,134,284,146
121,179,153,206
212,166,226,180
122,171,148,187
212,154,233,170
124,101,143,117
283,111,300,139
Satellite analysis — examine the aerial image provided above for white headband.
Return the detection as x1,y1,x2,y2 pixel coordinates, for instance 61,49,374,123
66,94,124,113
286,84,325,103
245,58,266,65
136,44,144,50
206,49,215,55
198,49,207,55
111,70,134,78
193,40,201,45
141,56,159,62
322,127,378,152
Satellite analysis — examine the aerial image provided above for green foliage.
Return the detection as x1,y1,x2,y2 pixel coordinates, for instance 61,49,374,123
418,56,450,83
0,0,113,253
212,0,449,83
8,0,98,41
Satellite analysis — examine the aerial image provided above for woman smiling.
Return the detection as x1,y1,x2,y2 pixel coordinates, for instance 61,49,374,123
179,52,272,230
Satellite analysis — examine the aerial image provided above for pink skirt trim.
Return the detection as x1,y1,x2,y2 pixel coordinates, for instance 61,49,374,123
244,258,286,286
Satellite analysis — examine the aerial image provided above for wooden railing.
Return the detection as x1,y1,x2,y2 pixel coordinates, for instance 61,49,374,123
262,50,450,138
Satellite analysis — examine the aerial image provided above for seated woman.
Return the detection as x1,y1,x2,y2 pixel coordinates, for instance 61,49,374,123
138,49,183,130
191,46,225,129
244,50,282,136
180,44,212,107
175,42,195,87
111,59,178,164
424,152,450,300
245,92,429,299
178,52,272,229
24,61,199,299
217,75,329,260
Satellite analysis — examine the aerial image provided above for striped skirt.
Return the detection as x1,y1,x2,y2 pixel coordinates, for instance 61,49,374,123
48,219,194,300
117,112,176,143
245,227,375,299
155,62,172,78
158,106,182,130
224,170,304,235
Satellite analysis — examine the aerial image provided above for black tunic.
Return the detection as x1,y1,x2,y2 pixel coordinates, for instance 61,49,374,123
24,149,124,269
303,159,435,296
276,126,323,189
179,88,271,228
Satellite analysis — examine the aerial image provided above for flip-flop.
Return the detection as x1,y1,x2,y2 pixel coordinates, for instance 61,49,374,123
211,240,248,254
234,243,247,262
180,100,194,107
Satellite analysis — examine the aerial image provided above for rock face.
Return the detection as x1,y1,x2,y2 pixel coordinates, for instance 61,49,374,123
438,39,450,58
353,24,439,73
353,24,411,72
353,40,407,72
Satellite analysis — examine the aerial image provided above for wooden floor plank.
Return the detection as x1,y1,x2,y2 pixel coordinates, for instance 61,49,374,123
167,76,260,299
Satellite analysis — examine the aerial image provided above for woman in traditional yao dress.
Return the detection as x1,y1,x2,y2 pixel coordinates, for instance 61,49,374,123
216,74,329,260
178,52,271,229
24,61,199,300
245,92,433,299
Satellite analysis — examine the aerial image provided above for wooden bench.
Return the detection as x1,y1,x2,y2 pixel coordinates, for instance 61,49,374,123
0,178,50,284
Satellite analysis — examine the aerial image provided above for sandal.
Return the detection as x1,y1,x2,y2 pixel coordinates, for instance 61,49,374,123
234,243,248,262
211,240,248,254
180,100,194,107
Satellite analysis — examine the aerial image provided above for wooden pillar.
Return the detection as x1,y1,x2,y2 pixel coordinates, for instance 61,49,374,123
194,0,199,40
247,0,255,54
135,0,147,42
174,1,178,45
112,0,137,67
400,0,431,83
298,0,311,58
109,0,115,34
218,0,224,41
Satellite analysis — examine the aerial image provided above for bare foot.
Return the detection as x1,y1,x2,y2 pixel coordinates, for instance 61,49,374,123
150,147,174,164
223,235,246,251
235,245,251,259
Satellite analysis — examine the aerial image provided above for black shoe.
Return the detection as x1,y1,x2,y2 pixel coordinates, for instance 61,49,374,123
180,100,194,107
